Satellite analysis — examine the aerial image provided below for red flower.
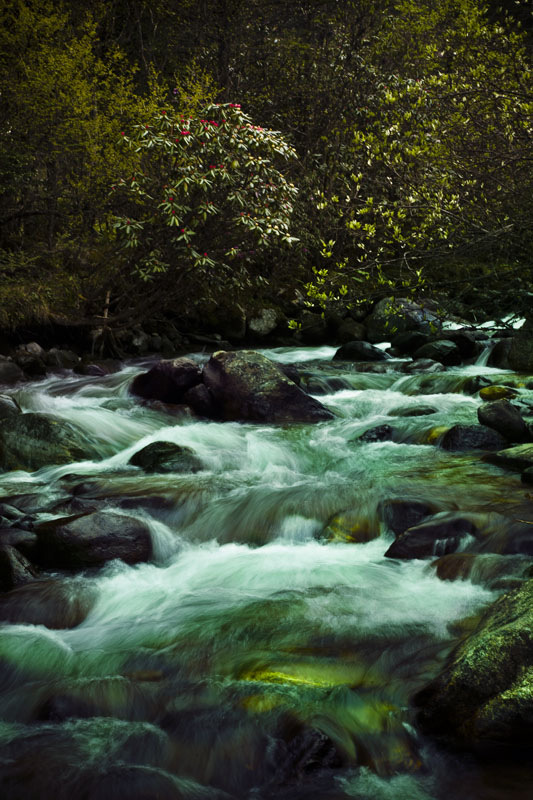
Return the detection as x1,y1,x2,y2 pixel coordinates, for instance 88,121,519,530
121,132,125,136
168,196,173,201
204,252,208,256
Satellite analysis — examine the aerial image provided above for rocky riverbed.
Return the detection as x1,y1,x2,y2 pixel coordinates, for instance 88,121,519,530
1,337,533,799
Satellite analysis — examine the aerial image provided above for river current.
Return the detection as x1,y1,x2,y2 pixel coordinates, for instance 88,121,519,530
0,345,531,799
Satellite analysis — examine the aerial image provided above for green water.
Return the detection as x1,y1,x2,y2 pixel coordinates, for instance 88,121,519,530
0,347,531,799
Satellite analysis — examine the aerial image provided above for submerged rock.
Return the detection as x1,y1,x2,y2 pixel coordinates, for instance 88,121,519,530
388,405,438,417
415,577,533,746
202,350,334,424
129,441,203,474
357,424,397,443
34,511,153,568
0,413,94,471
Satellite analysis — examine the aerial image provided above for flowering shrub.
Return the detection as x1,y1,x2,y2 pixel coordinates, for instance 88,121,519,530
112,102,298,296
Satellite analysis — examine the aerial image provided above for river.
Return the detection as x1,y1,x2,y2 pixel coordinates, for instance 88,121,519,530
0,345,531,799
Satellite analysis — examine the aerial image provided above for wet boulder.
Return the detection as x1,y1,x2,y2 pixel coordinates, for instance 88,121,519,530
129,441,203,474
0,577,96,628
0,357,25,385
0,394,20,420
431,553,529,589
335,318,367,344
415,577,533,746
357,424,397,443
412,339,462,366
333,341,389,362
487,443,533,472
202,350,334,424
479,384,518,401
0,413,95,471
390,331,430,355
130,357,202,404
440,424,508,451
34,511,153,568
378,498,436,536
388,405,438,417
477,399,529,443
385,513,478,559
0,545,38,591
182,383,217,417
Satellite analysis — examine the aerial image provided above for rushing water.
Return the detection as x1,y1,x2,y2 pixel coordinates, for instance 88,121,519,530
0,347,532,799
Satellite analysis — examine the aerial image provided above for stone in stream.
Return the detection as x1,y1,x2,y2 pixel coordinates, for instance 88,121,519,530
0,356,25,385
322,509,379,543
384,513,478,559
182,382,217,417
479,384,518,401
202,350,334,424
388,405,438,417
0,577,96,628
477,398,530,442
390,330,430,355
0,394,21,420
130,357,202,403
333,341,390,362
357,424,398,443
431,552,530,589
487,443,533,472
413,339,462,366
0,412,96,471
414,577,533,747
0,545,38,591
129,441,203,473
440,424,508,451
34,511,153,568
378,498,436,536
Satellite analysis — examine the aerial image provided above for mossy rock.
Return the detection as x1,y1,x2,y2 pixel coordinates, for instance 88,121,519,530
0,413,95,472
479,385,518,401
129,441,203,474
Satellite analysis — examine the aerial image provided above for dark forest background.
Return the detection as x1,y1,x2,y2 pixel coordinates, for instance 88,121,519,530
0,0,531,335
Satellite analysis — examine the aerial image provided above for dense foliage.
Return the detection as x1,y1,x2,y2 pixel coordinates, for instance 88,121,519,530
0,0,531,330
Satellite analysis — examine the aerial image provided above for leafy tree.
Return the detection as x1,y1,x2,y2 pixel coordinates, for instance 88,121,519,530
110,101,298,319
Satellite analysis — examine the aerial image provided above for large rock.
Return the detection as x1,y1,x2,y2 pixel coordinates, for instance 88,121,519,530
415,578,533,746
34,511,152,568
487,443,533,472
365,298,441,343
130,357,202,403
413,340,462,366
202,350,334,423
247,307,279,337
379,498,436,535
477,399,529,443
508,320,533,372
129,441,203,473
333,341,389,362
0,413,94,471
0,578,96,628
440,424,508,451
384,513,477,559
0,545,37,592
0,357,25,385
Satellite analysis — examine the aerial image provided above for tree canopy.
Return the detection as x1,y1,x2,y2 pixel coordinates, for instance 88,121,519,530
0,0,531,330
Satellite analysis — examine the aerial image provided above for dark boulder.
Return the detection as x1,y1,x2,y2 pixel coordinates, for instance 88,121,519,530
0,545,38,591
378,498,436,536
390,331,431,355
414,578,533,746
335,319,367,344
0,357,25,385
385,513,477,559
477,399,529,443
440,424,508,451
34,511,152,568
486,443,533,472
0,413,95,471
357,424,397,443
129,441,203,473
0,578,96,628
388,405,437,417
182,383,217,417
0,394,20,420
202,350,334,424
333,341,389,362
130,357,202,403
413,340,462,366
401,359,445,374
